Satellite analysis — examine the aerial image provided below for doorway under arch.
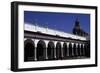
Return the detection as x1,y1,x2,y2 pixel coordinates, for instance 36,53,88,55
24,39,35,62
69,43,73,57
37,40,46,61
63,42,68,58
56,42,62,59
47,41,55,60
77,44,81,56
73,43,77,57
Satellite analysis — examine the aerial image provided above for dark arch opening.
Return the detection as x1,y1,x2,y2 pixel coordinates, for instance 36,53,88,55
47,41,55,60
77,44,81,56
84,44,87,57
24,39,35,62
63,42,68,58
37,40,46,61
73,44,77,57
69,43,72,57
87,42,90,57
81,44,84,56
56,42,62,59
84,42,90,57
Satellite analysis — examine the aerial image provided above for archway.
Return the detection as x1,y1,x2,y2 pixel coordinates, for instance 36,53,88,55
84,42,90,57
69,43,72,57
87,42,90,57
77,44,81,56
37,40,46,61
63,42,68,58
24,39,35,62
56,42,62,59
73,43,77,57
84,44,87,57
47,41,55,60
81,44,84,56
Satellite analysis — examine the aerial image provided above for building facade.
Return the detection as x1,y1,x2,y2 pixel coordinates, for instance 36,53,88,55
24,20,90,62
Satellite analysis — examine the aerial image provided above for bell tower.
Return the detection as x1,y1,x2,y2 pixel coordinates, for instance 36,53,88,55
73,18,81,35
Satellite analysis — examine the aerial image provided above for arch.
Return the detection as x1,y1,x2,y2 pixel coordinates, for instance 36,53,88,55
63,42,68,58
77,44,81,56
87,42,90,57
69,43,73,57
47,41,55,60
24,39,35,61
84,44,87,57
81,44,84,56
56,42,62,59
84,42,90,57
73,43,77,57
37,40,46,61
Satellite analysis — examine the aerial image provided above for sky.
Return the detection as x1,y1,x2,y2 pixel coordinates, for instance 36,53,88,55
24,11,90,33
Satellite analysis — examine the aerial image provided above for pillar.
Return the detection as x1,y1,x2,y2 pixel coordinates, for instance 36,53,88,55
33,39,38,61
54,41,57,59
45,41,49,60
83,44,85,56
71,43,74,56
80,44,82,56
61,42,64,58
76,43,78,56
67,42,69,56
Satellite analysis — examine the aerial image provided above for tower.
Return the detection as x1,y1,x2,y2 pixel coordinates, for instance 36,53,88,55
73,19,82,36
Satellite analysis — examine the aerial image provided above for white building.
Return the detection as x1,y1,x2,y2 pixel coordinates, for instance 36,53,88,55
24,22,90,62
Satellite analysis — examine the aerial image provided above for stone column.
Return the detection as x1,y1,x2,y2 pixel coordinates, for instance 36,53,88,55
34,39,37,61
54,41,57,59
72,43,74,56
61,42,63,58
80,44,82,56
67,42,69,56
34,46,37,61
76,43,78,56
83,44,85,56
45,41,48,60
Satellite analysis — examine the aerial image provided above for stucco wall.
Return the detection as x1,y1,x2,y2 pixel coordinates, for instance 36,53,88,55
25,23,87,40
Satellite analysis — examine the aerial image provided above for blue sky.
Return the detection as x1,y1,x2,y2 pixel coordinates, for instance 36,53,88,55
24,11,90,33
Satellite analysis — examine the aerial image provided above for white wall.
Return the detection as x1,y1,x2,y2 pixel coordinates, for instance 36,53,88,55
25,23,87,40
0,0,99,73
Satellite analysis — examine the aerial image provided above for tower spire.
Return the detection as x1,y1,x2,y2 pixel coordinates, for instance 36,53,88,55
75,18,80,29
73,18,81,35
